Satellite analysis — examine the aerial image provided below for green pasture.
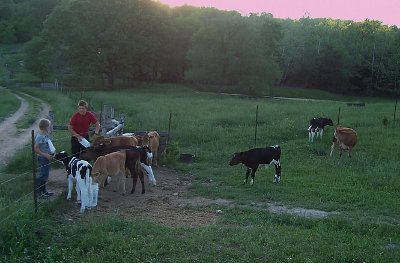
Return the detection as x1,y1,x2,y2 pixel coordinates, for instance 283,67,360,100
1,85,399,262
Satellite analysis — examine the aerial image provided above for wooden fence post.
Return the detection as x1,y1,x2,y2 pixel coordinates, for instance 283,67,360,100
394,99,397,121
31,130,37,214
337,107,341,125
254,105,259,147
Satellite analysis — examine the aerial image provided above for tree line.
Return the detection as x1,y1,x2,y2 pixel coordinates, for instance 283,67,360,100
1,0,399,96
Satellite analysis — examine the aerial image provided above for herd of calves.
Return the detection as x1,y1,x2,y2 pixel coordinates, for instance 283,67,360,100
53,131,160,213
229,117,357,189
53,118,357,213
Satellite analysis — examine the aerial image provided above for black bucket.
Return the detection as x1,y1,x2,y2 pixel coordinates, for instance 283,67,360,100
179,153,195,163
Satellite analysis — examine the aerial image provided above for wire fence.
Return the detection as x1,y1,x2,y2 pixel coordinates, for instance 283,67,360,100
0,111,172,225
0,130,76,225
0,97,398,225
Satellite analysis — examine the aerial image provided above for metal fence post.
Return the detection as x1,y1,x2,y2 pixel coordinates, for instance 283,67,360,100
337,107,341,125
31,130,37,214
254,105,259,147
167,111,172,146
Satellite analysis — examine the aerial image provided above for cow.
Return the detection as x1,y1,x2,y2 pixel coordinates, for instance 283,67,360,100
142,131,160,166
330,125,357,158
53,151,93,213
80,145,156,194
91,151,127,195
91,134,138,150
308,117,333,142
229,145,281,185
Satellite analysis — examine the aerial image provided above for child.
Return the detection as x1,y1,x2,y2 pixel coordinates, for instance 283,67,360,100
34,118,55,198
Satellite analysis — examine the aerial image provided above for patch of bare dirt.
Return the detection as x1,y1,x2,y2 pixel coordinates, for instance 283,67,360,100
48,165,339,227
48,166,220,227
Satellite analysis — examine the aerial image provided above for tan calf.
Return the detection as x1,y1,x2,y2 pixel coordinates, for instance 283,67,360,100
92,151,127,195
330,125,357,158
142,131,160,166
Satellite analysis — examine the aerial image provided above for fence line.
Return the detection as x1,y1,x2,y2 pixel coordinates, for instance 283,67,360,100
0,188,38,214
0,194,51,225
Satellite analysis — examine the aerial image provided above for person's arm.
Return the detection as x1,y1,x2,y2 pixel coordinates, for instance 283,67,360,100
34,143,53,160
94,121,100,134
89,112,100,135
68,124,82,140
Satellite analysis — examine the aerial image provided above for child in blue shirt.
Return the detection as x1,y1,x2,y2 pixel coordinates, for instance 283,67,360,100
34,118,55,198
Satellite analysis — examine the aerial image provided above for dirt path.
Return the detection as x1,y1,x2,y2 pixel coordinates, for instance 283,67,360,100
0,91,50,167
49,164,339,227
0,91,338,226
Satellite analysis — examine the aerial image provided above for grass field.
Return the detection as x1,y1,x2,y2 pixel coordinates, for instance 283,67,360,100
0,88,20,122
1,84,399,262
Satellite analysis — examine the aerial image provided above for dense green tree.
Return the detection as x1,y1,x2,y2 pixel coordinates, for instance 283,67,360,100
6,0,397,95
43,0,171,89
185,9,282,94
24,36,53,82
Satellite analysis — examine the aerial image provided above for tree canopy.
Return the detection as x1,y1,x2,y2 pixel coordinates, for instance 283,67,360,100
1,0,399,95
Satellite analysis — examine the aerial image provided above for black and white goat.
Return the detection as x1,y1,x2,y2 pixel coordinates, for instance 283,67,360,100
53,151,93,213
308,117,333,142
229,145,281,184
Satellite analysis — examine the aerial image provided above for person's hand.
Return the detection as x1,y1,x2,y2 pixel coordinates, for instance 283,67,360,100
46,153,53,161
76,135,83,141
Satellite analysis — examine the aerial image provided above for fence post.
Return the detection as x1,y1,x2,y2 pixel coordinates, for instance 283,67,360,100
254,105,259,147
31,130,37,214
337,107,341,125
167,111,172,146
394,99,397,121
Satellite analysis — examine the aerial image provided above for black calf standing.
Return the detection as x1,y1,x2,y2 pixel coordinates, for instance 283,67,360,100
229,145,281,184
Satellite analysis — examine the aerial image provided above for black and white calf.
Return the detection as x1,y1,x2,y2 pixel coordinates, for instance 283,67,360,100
53,151,93,213
229,145,281,184
308,117,333,142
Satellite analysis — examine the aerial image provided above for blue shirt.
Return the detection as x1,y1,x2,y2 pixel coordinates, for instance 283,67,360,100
35,133,53,155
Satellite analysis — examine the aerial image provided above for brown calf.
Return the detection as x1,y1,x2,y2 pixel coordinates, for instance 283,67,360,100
91,134,138,150
92,151,127,195
330,125,357,158
142,131,160,166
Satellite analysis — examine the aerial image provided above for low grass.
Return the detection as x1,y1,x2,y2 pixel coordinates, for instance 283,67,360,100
1,84,399,262
0,88,20,122
14,92,43,129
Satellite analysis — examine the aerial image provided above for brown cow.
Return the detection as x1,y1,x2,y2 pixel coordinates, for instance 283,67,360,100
330,125,357,158
142,131,160,166
91,134,138,150
80,146,154,194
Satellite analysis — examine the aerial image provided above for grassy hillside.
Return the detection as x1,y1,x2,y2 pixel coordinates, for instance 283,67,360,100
1,84,399,262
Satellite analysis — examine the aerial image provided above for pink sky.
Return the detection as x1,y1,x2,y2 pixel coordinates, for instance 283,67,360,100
158,0,400,27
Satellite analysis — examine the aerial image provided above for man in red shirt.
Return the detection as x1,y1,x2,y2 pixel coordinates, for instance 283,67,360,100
68,100,100,157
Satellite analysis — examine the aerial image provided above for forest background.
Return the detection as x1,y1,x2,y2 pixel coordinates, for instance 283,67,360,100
0,0,399,96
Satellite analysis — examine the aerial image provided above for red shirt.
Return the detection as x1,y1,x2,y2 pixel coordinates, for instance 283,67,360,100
69,111,97,137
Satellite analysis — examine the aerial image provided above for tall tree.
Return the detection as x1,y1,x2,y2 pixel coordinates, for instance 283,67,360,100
43,0,171,89
24,36,53,82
